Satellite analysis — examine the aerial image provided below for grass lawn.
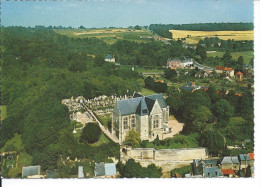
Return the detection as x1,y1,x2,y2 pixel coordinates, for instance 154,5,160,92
140,88,156,96
18,152,32,167
207,51,254,64
143,133,199,149
97,113,111,129
91,134,110,147
1,105,7,121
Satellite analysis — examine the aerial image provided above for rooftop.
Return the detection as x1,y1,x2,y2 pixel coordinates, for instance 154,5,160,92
22,166,41,178
221,156,239,164
248,153,254,160
116,93,167,116
204,167,223,178
221,169,234,175
104,163,117,176
216,66,233,71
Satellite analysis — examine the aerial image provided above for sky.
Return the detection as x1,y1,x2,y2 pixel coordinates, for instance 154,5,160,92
1,0,254,28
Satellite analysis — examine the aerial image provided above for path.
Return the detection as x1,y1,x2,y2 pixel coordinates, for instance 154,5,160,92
81,103,120,144
162,119,184,140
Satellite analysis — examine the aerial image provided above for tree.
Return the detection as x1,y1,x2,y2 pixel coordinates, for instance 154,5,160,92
190,106,213,133
134,25,141,30
207,85,219,103
212,99,234,124
222,52,233,67
118,159,162,178
198,130,225,156
196,44,207,61
236,56,244,70
124,129,141,148
144,76,154,89
80,122,101,144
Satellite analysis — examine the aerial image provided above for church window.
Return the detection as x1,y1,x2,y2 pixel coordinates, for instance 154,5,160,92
131,116,135,128
153,115,159,128
123,117,128,129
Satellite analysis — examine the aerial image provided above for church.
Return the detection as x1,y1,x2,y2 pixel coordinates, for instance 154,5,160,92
112,93,169,143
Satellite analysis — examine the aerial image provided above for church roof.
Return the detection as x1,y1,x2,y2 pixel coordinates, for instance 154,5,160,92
116,93,167,116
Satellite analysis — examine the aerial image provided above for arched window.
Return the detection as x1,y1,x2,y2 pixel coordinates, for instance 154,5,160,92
131,116,135,128
153,115,159,128
123,117,128,129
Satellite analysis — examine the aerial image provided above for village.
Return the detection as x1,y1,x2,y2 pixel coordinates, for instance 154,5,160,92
2,50,252,179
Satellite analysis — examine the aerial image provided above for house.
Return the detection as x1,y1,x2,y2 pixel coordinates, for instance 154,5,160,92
239,154,251,169
112,93,169,143
221,169,235,177
215,66,235,77
78,166,84,178
95,162,117,178
192,159,219,176
22,166,43,178
156,80,164,83
219,156,240,172
238,154,254,177
166,58,181,69
180,58,193,68
204,167,223,178
179,82,201,92
235,71,243,80
105,54,115,63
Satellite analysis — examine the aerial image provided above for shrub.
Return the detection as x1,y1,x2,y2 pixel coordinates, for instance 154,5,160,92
80,122,101,144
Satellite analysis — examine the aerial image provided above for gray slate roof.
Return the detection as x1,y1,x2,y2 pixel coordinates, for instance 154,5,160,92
204,167,223,178
105,54,113,59
202,159,219,166
95,163,116,177
221,156,239,164
95,162,105,176
116,93,167,116
239,154,250,161
104,163,117,176
78,166,84,178
22,166,41,178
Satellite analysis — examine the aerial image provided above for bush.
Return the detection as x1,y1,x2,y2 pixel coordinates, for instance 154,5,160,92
80,122,101,144
171,165,192,177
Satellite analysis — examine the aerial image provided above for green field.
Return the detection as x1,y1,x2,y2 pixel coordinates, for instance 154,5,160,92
54,28,154,44
1,105,7,121
140,88,156,96
207,51,254,64
97,113,111,129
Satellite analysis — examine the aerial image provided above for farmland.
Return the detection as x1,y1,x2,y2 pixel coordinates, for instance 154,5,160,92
54,28,154,44
207,51,254,63
169,30,254,44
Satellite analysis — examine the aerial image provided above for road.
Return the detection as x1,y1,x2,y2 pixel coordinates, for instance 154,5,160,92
81,103,120,144
193,61,214,71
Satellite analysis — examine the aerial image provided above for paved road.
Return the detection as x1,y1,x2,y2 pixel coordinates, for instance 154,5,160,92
193,61,214,71
81,103,120,144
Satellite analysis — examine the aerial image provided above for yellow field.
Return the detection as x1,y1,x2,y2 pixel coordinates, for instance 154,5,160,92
73,28,144,36
169,30,254,44
55,28,153,44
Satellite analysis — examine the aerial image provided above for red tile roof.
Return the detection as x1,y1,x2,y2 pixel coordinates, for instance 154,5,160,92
221,169,234,175
236,71,243,75
248,153,254,160
156,80,164,83
216,66,233,71
234,93,242,97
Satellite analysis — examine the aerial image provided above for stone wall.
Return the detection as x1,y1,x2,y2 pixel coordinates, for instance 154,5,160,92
121,146,208,174
124,147,207,161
